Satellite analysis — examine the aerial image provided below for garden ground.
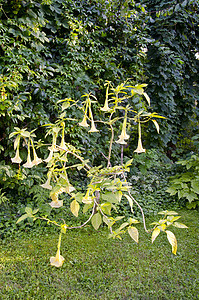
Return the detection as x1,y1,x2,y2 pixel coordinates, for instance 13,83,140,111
0,209,198,299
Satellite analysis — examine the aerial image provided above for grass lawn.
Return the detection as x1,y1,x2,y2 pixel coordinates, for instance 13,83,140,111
0,209,198,299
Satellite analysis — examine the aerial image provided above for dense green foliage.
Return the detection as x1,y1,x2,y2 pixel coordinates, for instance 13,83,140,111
0,0,198,220
167,154,199,209
0,209,198,299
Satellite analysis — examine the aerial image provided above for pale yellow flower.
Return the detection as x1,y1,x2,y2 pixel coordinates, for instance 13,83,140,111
60,136,67,151
40,172,52,190
116,135,127,145
116,116,129,145
44,149,54,163
101,99,110,112
134,121,146,153
11,147,22,164
134,137,146,153
32,148,42,166
79,115,89,127
49,187,65,208
50,249,65,267
23,143,34,168
88,121,99,133
82,189,93,204
49,199,63,208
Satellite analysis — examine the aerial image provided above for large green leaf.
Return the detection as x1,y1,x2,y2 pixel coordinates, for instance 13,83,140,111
91,213,102,230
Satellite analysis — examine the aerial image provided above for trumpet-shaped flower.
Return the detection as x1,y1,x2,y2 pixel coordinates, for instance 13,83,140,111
134,121,146,153
32,148,42,166
44,149,54,163
60,136,67,151
40,172,52,190
101,98,110,112
116,116,129,145
49,187,65,208
79,115,89,127
134,137,146,153
50,249,65,267
11,147,22,164
116,136,127,145
82,190,93,204
49,199,63,208
89,121,99,133
23,143,34,168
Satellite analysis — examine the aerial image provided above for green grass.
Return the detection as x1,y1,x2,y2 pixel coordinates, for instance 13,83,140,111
0,209,198,300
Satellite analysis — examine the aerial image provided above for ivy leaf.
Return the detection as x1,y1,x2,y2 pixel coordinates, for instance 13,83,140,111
166,230,177,255
70,200,80,217
128,226,139,243
91,213,102,230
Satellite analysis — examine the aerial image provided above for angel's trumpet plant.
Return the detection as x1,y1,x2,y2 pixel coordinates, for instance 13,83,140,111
31,140,42,166
60,123,67,151
88,106,99,133
134,121,146,153
89,120,99,133
50,233,65,267
116,113,129,145
79,114,89,127
49,187,65,208
11,143,22,164
101,80,111,112
23,141,34,168
40,171,53,190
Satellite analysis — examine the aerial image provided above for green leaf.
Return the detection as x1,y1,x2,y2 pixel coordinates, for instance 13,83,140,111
83,203,93,214
166,187,178,196
100,202,112,215
32,208,39,215
25,207,33,215
187,192,198,203
91,213,102,230
70,200,80,217
119,222,129,231
16,214,28,224
128,227,139,243
102,191,122,203
191,181,199,194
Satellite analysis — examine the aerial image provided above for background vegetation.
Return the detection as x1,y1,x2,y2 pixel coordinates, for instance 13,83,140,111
0,0,198,234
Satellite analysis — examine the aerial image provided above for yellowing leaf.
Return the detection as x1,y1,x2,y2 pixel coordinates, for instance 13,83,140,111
143,92,150,106
16,213,28,224
124,194,133,213
128,226,139,243
166,230,177,255
91,212,102,230
173,222,188,229
152,227,160,243
70,200,80,217
152,119,159,133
